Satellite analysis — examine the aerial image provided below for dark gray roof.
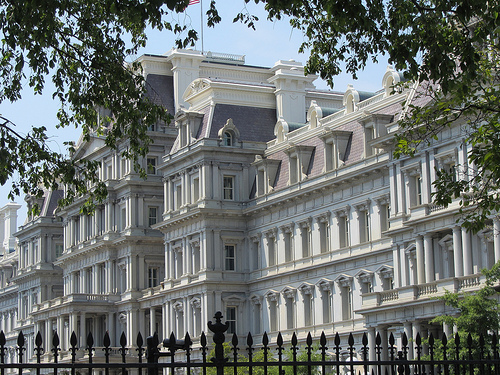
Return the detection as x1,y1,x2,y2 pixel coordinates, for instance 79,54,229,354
358,91,376,101
322,108,341,117
288,122,306,132
44,190,63,217
145,74,175,116
209,104,276,142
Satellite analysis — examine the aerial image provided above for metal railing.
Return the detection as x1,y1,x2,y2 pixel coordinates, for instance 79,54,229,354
1,311,499,375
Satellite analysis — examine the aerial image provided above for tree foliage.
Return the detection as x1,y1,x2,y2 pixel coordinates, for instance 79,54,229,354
0,0,221,213
206,340,324,375
244,0,500,232
4,0,499,226
427,262,500,364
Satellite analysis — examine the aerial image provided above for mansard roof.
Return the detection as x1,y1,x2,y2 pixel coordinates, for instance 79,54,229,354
145,74,175,116
208,104,276,143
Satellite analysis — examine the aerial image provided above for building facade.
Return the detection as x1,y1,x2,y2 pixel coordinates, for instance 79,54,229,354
0,49,493,362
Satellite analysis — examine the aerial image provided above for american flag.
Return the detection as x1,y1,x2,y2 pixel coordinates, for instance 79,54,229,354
188,0,200,5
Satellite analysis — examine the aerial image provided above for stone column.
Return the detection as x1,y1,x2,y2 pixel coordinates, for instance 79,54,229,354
462,228,472,276
403,321,413,360
80,313,87,346
424,234,434,283
107,312,115,346
494,219,500,264
150,307,157,336
45,319,52,349
416,236,425,284
453,226,463,277
368,327,376,362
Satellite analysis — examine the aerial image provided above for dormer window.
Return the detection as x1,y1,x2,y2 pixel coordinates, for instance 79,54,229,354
218,118,240,147
320,130,352,172
382,65,402,97
252,156,281,197
343,84,360,114
223,131,233,146
285,144,315,185
174,109,204,149
359,113,393,157
307,101,323,129
274,117,289,143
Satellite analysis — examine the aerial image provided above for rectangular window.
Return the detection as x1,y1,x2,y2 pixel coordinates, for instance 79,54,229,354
223,176,234,200
324,141,334,172
416,176,422,205
304,293,313,326
286,298,295,329
226,306,237,334
225,244,235,271
252,241,259,271
289,156,298,184
301,226,311,258
322,289,332,323
147,157,157,175
319,221,330,253
339,216,350,248
360,211,370,243
55,244,64,258
269,300,278,332
148,267,159,288
284,231,293,262
381,204,390,232
268,237,276,267
341,286,353,320
121,158,128,176
175,183,182,210
193,177,200,202
148,207,158,227
121,207,127,231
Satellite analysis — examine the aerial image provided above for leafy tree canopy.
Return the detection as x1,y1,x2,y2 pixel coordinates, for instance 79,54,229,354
2,0,499,227
429,262,500,360
245,0,500,232
0,0,221,213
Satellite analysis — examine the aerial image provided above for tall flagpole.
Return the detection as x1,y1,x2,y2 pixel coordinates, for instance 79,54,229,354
200,0,204,54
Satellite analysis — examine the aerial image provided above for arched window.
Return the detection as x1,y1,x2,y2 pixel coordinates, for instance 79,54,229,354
223,131,233,146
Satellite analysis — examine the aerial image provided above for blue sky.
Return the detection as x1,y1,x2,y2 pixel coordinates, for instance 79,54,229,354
0,1,389,223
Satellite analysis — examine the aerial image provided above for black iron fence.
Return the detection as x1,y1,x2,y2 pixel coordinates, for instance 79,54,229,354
0,312,499,375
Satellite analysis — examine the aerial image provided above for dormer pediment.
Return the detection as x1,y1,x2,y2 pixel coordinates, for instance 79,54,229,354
183,78,211,102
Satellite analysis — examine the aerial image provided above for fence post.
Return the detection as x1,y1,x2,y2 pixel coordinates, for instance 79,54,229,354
147,332,160,375
208,311,229,375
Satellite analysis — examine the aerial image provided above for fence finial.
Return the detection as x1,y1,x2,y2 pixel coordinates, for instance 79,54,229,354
208,311,229,375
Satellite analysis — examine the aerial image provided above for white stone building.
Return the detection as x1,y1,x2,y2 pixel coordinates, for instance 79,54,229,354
0,49,493,362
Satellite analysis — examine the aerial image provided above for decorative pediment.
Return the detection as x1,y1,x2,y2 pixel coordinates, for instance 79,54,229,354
265,290,280,302
274,117,290,143
173,301,184,312
299,283,314,295
250,295,262,305
375,194,390,206
376,265,394,279
307,100,323,129
355,269,374,283
382,65,402,97
263,227,278,239
334,205,351,218
190,297,201,309
354,200,371,212
335,274,353,287
183,78,211,101
317,279,333,292
281,287,296,300
343,84,360,113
